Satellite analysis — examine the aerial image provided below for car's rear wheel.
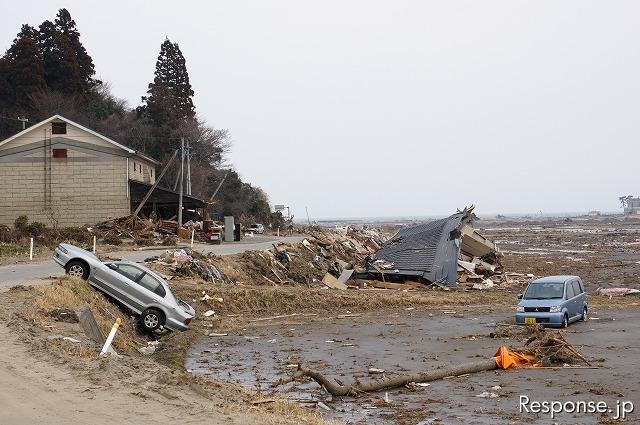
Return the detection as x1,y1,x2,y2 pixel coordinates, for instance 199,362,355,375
561,314,569,328
141,308,164,332
65,260,89,280
581,307,588,321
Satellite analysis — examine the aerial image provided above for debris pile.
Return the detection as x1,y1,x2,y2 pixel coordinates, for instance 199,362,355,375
217,226,388,288
94,214,212,245
144,249,229,284
595,287,640,297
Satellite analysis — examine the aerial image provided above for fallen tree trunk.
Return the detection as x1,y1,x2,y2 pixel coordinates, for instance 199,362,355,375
274,358,498,396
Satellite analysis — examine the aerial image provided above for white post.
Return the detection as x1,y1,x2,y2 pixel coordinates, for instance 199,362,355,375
277,228,280,237
29,237,34,261
190,229,195,248
100,318,122,356
93,235,97,254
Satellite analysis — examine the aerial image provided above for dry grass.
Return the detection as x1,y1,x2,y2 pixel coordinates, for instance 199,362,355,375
169,281,519,319
25,276,147,355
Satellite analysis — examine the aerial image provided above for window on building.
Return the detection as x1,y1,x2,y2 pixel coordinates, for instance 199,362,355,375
52,148,67,158
51,122,67,134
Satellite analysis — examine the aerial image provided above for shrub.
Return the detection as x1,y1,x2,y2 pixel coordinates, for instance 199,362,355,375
26,222,46,237
14,215,29,235
0,224,18,243
57,227,91,244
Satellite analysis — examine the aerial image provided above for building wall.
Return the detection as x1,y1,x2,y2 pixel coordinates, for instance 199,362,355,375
128,158,156,185
0,121,131,227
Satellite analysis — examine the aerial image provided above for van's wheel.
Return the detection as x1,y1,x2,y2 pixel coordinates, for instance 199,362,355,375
141,308,164,332
562,314,569,328
581,307,588,321
65,260,89,280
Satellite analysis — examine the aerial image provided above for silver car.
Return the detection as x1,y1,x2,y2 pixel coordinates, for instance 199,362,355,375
53,243,195,331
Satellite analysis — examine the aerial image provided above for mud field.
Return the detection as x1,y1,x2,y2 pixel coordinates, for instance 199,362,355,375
186,307,639,424
479,215,640,290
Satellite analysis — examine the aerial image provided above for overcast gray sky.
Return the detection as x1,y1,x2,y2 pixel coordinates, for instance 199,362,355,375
2,1,638,218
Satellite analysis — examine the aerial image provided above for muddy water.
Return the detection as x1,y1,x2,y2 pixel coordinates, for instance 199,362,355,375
186,308,640,424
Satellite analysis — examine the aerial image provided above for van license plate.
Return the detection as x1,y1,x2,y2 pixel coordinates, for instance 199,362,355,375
524,317,536,325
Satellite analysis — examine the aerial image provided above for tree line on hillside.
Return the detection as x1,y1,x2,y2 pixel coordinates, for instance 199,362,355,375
0,8,281,227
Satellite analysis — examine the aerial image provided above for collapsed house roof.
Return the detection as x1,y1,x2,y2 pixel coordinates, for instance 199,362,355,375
365,206,497,285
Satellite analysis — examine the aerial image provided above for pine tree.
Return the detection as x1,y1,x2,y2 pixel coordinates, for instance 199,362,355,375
38,9,96,96
54,8,98,89
2,25,47,110
139,38,196,159
142,39,195,123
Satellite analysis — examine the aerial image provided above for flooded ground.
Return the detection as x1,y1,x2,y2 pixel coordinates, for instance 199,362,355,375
186,307,640,424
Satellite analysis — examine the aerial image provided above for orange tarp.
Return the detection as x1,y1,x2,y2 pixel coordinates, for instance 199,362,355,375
493,346,536,369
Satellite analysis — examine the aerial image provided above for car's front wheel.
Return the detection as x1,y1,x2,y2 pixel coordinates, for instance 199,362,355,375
65,260,89,280
141,308,164,332
561,314,569,328
581,307,588,321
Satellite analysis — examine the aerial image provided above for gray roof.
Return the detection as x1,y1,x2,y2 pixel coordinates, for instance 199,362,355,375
368,209,475,284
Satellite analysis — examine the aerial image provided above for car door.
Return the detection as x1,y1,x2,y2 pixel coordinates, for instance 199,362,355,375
133,272,167,309
108,263,146,313
565,281,576,319
91,262,138,304
572,280,585,315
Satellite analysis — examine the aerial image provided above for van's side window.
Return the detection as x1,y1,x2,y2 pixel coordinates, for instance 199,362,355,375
572,281,582,295
566,282,575,299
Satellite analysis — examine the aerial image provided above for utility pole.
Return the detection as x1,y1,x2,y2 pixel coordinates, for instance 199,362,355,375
17,116,28,130
177,138,185,229
305,206,311,225
186,140,192,195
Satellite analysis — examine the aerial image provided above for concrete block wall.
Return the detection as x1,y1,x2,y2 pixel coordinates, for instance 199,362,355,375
0,149,130,227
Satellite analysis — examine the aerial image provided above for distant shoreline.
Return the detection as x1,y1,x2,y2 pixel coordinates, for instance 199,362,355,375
296,211,624,225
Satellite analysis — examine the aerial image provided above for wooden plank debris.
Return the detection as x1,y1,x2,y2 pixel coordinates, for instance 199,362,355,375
322,273,348,290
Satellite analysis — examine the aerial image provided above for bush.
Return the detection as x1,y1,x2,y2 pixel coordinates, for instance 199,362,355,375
0,224,19,243
14,215,29,235
26,222,46,237
57,227,91,244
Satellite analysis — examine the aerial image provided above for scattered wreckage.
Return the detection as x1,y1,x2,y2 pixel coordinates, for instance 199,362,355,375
352,206,521,289
137,207,528,293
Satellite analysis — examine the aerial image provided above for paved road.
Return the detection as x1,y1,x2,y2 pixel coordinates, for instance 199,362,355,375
0,235,304,290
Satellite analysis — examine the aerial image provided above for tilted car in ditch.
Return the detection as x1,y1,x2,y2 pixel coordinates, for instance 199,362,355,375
53,243,195,331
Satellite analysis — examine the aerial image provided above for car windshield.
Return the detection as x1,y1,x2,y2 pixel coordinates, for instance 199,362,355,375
524,282,565,300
